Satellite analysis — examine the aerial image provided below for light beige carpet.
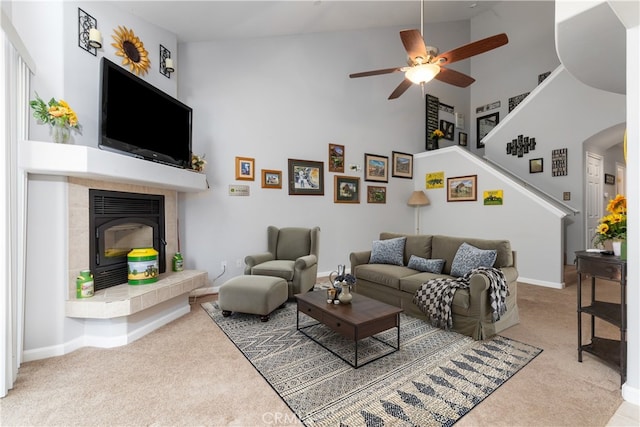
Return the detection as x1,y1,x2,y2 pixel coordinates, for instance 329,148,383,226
0,266,624,426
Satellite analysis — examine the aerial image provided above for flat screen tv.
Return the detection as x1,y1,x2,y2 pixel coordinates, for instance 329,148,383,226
99,58,192,168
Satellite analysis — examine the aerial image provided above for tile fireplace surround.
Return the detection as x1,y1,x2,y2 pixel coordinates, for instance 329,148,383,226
19,140,208,361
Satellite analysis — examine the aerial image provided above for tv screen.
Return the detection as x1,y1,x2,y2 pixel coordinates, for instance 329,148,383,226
99,58,192,168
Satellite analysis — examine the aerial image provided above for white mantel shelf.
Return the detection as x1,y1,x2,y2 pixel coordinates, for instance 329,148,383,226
19,140,208,192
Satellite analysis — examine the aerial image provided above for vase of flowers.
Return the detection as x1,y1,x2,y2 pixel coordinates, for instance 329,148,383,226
30,93,82,144
593,194,626,258
429,129,444,150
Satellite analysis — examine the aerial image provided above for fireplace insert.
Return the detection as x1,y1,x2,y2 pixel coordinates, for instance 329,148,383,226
89,189,166,291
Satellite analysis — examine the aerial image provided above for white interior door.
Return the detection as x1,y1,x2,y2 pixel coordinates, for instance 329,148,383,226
585,152,603,249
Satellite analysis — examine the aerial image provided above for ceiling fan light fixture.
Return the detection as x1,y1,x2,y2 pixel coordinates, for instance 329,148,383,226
405,63,440,84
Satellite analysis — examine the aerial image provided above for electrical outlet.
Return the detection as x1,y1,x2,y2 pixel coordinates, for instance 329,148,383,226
220,260,227,270
236,259,242,267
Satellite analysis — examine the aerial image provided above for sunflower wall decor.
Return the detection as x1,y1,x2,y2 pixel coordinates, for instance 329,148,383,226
111,26,150,75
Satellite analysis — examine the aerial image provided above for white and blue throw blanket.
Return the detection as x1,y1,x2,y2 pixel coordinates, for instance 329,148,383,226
413,266,509,330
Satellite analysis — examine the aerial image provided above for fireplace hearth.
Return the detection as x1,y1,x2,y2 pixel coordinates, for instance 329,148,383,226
89,189,166,291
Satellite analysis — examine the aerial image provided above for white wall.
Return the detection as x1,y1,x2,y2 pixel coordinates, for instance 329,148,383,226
470,1,560,156
177,21,472,280
414,147,566,287
10,1,178,145
484,67,625,259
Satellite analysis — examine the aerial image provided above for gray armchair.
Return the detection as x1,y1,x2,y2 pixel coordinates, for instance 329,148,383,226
244,226,320,298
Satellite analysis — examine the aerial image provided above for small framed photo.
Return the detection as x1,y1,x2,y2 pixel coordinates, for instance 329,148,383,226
288,159,324,195
604,173,615,185
529,158,543,173
235,157,255,180
391,151,413,179
477,112,499,148
364,153,389,183
458,132,468,147
328,143,345,173
367,186,386,204
261,169,282,189
334,175,360,203
447,175,477,202
440,119,455,141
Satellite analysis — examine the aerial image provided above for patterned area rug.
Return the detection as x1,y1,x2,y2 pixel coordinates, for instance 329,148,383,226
202,299,541,426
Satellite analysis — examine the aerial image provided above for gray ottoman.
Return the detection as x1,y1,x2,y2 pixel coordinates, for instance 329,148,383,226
218,275,288,322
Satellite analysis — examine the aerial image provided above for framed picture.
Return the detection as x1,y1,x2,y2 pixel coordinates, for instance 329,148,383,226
605,173,615,185
529,158,544,173
391,151,413,179
287,159,324,195
459,132,468,147
235,157,255,180
440,119,455,141
328,143,345,173
334,175,360,203
261,169,282,189
483,190,503,206
447,175,477,202
477,112,499,149
364,153,389,183
367,186,386,204
426,171,445,189
552,148,568,176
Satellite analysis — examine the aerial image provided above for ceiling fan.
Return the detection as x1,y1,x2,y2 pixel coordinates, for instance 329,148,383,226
349,4,508,100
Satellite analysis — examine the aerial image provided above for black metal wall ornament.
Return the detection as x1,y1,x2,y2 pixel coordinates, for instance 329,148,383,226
78,8,98,56
506,135,536,158
160,45,173,78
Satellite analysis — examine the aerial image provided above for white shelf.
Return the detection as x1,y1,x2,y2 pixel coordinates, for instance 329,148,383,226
19,140,208,192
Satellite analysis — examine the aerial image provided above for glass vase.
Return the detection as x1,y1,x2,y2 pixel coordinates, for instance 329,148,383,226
51,125,71,144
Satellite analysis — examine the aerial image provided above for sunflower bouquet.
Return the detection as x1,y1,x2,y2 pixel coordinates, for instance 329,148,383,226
431,129,444,140
30,93,82,133
593,194,627,246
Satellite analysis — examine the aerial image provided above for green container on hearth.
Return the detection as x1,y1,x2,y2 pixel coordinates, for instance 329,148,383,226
127,248,159,285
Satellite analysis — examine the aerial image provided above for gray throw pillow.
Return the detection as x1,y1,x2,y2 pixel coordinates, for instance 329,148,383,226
450,242,497,277
407,255,445,274
369,237,406,266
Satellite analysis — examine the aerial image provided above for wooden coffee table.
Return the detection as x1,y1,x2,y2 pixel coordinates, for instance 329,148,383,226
295,290,402,368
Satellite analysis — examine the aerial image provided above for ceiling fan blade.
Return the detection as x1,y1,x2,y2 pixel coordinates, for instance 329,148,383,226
435,67,476,88
400,29,427,62
388,78,413,100
435,33,508,65
349,67,402,78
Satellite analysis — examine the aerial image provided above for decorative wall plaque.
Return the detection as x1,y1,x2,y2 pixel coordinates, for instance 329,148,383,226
552,148,568,176
425,94,439,151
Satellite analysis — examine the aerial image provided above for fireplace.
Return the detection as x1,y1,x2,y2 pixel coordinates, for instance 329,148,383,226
89,189,166,291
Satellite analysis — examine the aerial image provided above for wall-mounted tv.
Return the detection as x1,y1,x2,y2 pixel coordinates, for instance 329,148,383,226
99,58,192,169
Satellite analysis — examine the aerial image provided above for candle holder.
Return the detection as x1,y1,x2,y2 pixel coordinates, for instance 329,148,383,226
160,45,174,78
78,8,99,56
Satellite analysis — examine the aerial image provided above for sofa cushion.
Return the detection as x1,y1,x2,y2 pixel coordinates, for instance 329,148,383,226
353,264,416,290
407,255,445,274
380,232,432,265
369,236,406,266
450,242,497,277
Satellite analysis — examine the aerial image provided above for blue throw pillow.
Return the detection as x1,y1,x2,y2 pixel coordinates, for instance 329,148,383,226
450,242,497,277
369,237,406,266
407,255,445,274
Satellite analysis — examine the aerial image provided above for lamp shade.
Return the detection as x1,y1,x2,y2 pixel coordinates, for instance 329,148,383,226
405,63,440,84
407,190,430,207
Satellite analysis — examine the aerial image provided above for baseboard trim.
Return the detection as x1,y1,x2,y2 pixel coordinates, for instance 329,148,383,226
622,382,640,406
517,276,564,289
23,298,191,362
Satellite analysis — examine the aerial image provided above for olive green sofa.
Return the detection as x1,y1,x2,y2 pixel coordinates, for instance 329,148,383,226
349,232,520,340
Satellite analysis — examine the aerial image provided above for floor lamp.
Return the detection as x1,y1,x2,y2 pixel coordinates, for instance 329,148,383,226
407,190,430,234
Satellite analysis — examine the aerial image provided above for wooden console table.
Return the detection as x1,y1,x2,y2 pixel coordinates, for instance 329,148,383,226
575,251,626,385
